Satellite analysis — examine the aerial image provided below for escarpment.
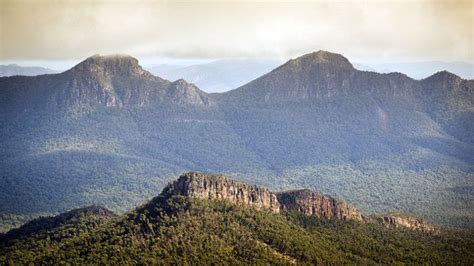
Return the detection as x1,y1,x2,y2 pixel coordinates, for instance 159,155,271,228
276,189,365,221
164,172,364,221
164,172,436,232
164,172,281,213
376,213,438,233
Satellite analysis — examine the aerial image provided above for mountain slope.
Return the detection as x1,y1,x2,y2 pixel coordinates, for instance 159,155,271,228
0,51,473,232
0,54,211,112
1,173,472,265
0,54,268,232
217,50,474,228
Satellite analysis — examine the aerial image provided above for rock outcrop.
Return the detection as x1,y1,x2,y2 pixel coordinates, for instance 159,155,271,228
376,213,437,233
163,172,438,233
167,79,212,106
276,189,365,221
164,172,364,221
164,172,280,213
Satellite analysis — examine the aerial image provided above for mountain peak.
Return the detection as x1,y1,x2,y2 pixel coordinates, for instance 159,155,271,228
161,172,436,230
85,54,138,64
286,50,353,69
167,79,212,105
223,50,356,104
423,70,461,82
163,172,281,213
70,54,150,77
162,172,366,221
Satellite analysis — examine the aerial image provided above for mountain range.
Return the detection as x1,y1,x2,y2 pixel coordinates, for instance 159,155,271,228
2,172,472,264
148,59,474,93
0,64,57,77
0,50,472,233
147,59,282,93
354,61,474,80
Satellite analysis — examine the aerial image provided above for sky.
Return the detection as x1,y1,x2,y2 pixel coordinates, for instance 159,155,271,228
0,0,473,69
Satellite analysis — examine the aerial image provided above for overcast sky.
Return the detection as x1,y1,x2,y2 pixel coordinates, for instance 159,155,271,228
1,0,473,68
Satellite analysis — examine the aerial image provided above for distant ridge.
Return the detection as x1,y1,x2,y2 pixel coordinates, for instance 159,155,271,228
0,64,57,77
220,50,472,107
0,50,472,233
147,58,282,93
0,54,212,110
355,61,474,80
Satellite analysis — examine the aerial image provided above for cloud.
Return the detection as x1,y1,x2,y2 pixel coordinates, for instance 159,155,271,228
1,0,473,62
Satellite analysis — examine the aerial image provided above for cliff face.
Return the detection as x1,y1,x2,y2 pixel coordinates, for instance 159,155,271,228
376,214,437,233
166,79,212,106
164,173,438,233
164,172,363,221
277,189,365,221
164,172,281,213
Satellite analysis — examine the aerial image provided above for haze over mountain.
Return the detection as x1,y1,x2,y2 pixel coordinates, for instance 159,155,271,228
355,61,474,80
0,51,472,234
147,59,282,93
0,64,57,77
3,58,471,92
148,59,474,93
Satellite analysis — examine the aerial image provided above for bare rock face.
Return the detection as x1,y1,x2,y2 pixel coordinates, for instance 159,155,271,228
376,213,438,233
163,172,438,232
167,79,212,106
276,189,365,221
164,172,364,222
164,172,280,213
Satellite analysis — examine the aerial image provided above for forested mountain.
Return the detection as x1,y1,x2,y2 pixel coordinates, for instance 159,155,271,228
1,173,472,264
0,51,472,232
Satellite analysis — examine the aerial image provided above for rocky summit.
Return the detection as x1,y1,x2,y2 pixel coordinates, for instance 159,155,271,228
277,189,365,221
377,213,438,233
164,172,281,213
163,172,435,231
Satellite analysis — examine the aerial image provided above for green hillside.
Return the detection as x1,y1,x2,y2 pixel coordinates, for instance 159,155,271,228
1,193,473,265
1,51,473,232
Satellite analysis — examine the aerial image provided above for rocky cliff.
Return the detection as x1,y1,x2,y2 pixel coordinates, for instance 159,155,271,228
164,172,365,221
164,172,281,213
276,189,365,221
376,213,438,233
163,173,440,232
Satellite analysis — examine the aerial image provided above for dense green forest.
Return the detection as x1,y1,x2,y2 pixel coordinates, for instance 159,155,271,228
1,193,473,265
1,103,472,232
1,52,473,232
